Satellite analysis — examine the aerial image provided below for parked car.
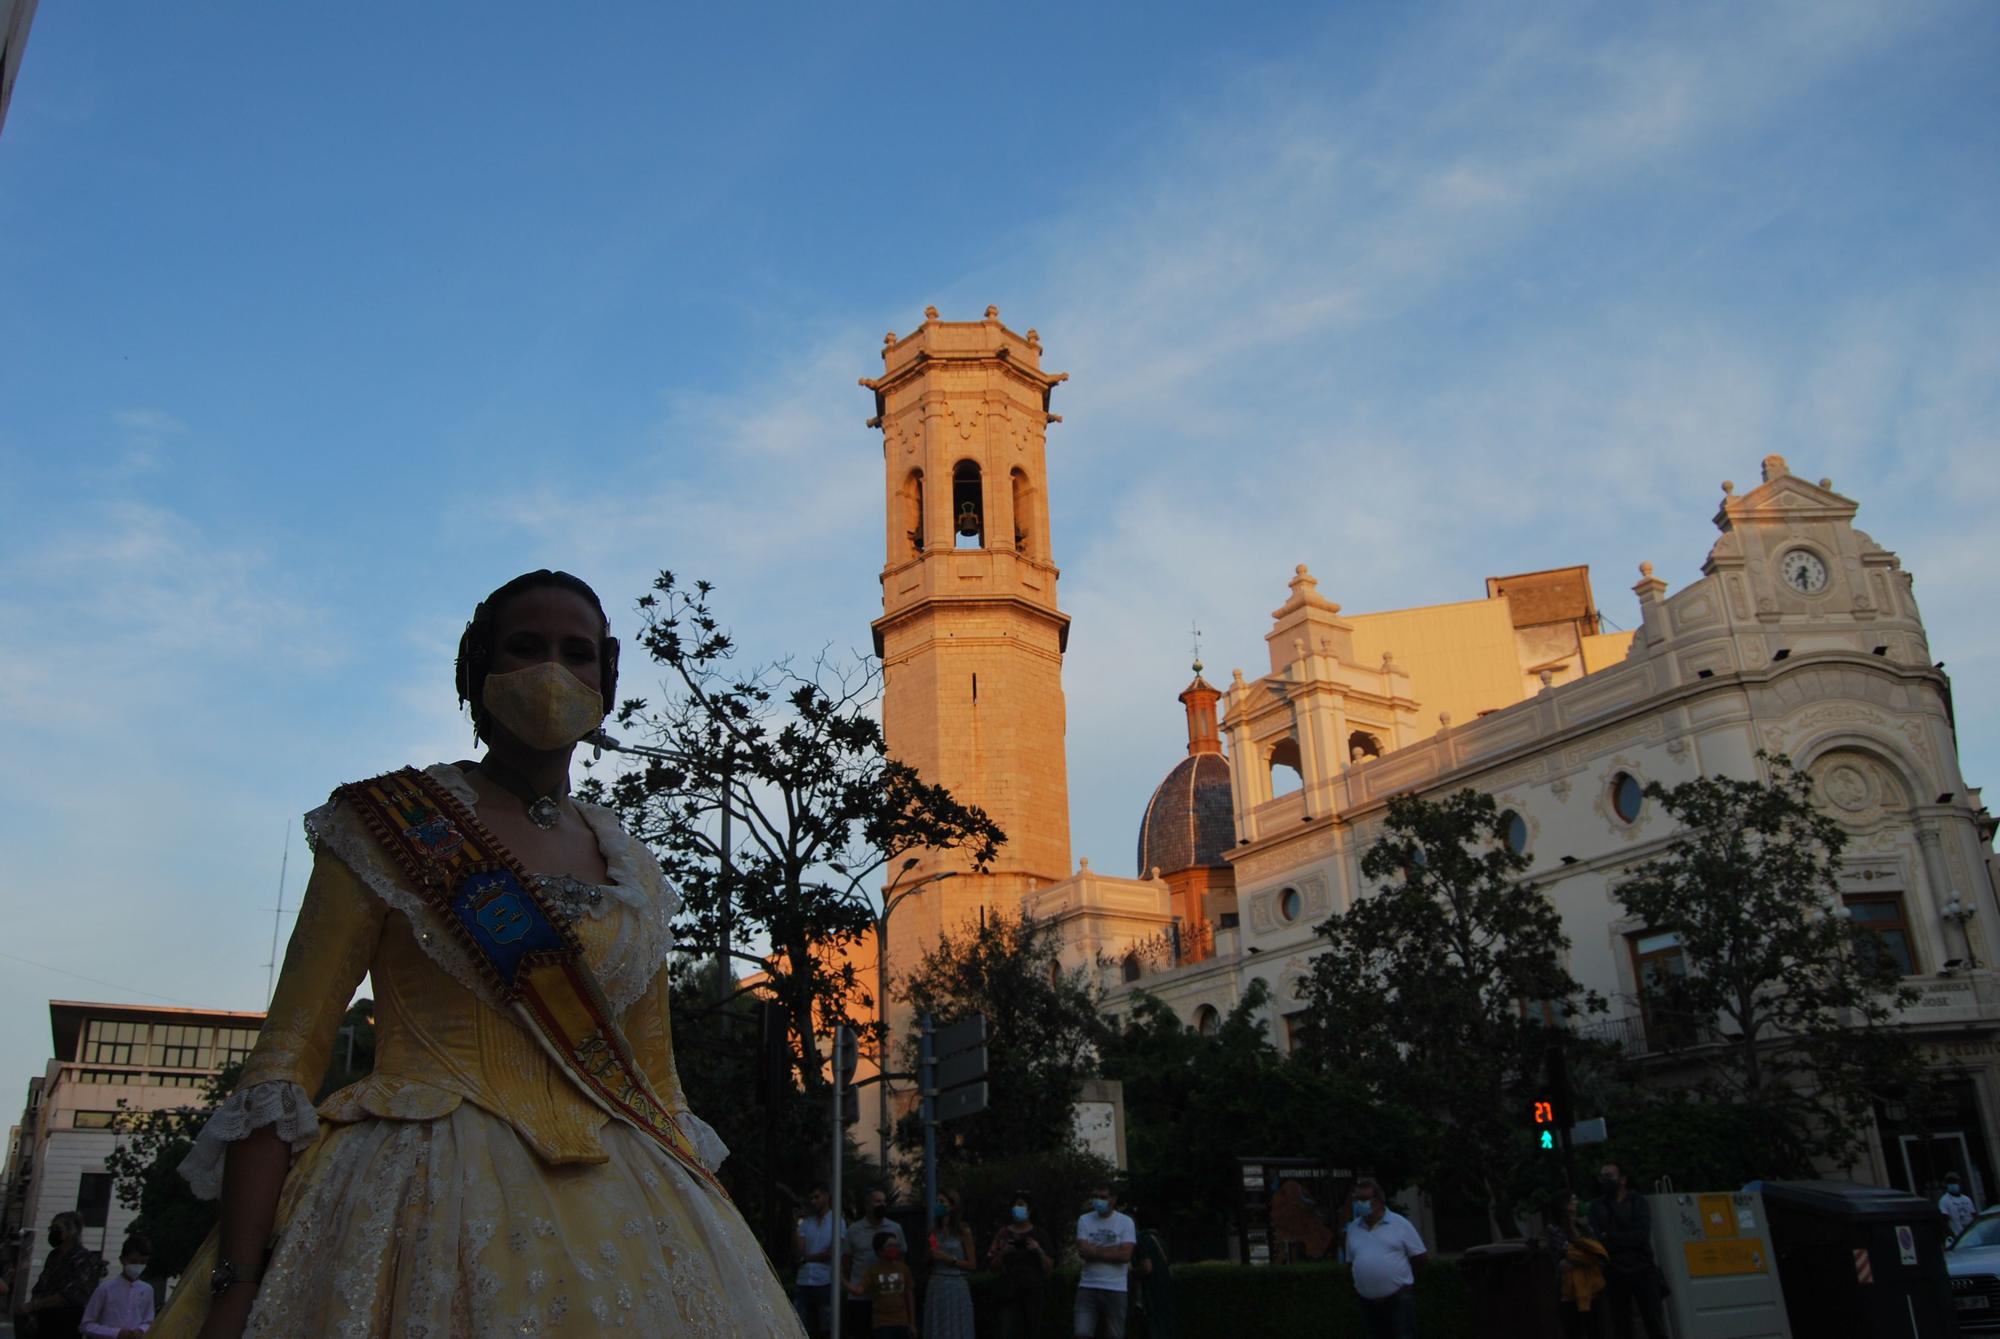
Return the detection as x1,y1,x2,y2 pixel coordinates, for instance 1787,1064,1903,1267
1947,1206,2000,1332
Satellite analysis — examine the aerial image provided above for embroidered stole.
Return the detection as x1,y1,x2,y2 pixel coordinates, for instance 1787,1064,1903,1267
336,767,725,1197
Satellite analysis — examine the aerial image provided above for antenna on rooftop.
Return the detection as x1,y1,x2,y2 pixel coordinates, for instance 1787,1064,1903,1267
265,823,291,1006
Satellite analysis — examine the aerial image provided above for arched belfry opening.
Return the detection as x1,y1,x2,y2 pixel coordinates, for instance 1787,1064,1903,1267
953,460,984,549
1269,736,1303,796
1348,729,1383,763
902,469,925,556
1011,467,1034,556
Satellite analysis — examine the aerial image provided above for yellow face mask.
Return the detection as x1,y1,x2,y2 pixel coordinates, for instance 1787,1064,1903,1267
481,661,604,750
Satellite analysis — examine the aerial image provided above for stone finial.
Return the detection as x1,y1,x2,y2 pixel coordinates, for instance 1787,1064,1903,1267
1147,866,1161,881
1381,651,1396,672
1820,477,1833,489
1721,480,1735,496
985,305,999,319
1761,453,1788,483
1079,856,1092,873
883,331,897,347
1639,561,1654,579
1231,668,1247,685
1539,668,1555,691
924,305,939,320
1439,711,1452,729
1025,328,1041,347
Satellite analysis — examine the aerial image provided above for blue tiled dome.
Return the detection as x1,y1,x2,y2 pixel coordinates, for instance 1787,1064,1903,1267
1136,751,1235,877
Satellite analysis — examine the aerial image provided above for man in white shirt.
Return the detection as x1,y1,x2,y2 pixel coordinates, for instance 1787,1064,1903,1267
791,1182,839,1339
1344,1177,1426,1339
1073,1182,1137,1338
1941,1176,1978,1240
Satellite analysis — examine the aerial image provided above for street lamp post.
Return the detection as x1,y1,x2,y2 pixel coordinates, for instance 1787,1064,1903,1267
872,860,958,1172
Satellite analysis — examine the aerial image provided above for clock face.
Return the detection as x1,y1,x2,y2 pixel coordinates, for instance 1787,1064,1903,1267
1780,549,1829,594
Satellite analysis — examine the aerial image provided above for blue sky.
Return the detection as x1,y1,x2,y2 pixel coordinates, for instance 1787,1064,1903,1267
1,3,1996,1102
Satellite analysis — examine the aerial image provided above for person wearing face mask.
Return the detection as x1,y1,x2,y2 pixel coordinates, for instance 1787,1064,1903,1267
1941,1175,1978,1241
848,1231,918,1339
923,1191,975,1339
844,1188,908,1338
28,1211,105,1339
986,1191,1052,1339
1585,1163,1666,1339
1343,1178,1427,1339
1073,1182,1137,1339
80,1233,155,1338
150,571,806,1339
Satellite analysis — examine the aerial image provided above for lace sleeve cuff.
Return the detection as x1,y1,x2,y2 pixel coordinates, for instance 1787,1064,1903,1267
678,1110,729,1173
178,1081,321,1200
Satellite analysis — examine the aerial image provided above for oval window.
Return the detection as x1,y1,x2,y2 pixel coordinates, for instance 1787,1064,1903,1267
1279,887,1303,922
1500,810,1529,855
1612,773,1644,824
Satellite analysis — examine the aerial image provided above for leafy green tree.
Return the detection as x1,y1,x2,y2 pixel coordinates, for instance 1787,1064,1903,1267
582,571,1005,1098
1296,788,1599,1236
1611,752,1925,1175
104,1064,239,1278
1099,983,1422,1260
896,909,1103,1166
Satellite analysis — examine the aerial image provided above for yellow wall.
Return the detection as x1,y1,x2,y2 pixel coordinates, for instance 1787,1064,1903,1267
1348,598,1527,735
1580,630,1636,674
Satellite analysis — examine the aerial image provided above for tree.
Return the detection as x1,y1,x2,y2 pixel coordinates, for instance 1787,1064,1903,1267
896,908,1104,1167
1098,982,1422,1260
1611,752,1925,1175
582,572,1005,1101
1295,788,1599,1236
104,1065,238,1278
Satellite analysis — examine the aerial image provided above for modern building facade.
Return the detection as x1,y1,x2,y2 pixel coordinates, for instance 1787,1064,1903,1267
4,1001,262,1281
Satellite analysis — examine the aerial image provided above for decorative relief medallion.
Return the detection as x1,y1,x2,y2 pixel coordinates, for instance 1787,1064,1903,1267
1822,763,1872,813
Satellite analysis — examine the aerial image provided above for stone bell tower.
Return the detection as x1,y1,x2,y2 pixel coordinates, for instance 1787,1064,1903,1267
863,306,1074,960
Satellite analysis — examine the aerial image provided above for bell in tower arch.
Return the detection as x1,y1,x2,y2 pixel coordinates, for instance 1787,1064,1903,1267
952,461,984,547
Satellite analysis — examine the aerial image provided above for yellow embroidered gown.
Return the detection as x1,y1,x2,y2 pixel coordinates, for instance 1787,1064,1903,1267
155,765,803,1338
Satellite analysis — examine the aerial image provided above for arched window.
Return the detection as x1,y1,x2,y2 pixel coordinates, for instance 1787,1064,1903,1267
1269,737,1303,796
953,461,984,549
1010,467,1034,556
1348,730,1383,763
1121,952,1142,984
903,469,925,556
1193,1004,1221,1037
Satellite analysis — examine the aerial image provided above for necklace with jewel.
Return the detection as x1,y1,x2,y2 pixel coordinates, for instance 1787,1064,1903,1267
475,758,568,831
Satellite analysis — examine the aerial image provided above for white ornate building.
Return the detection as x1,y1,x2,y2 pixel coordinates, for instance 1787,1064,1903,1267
861,318,1999,1204
1030,453,1999,1199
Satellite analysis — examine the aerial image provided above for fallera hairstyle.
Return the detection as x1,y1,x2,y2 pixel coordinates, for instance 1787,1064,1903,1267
455,570,619,742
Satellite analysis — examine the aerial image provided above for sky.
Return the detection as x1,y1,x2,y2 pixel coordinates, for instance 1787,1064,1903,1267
1,2,1996,1106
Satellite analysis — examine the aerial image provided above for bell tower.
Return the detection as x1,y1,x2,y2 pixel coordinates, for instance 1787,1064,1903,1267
863,306,1074,950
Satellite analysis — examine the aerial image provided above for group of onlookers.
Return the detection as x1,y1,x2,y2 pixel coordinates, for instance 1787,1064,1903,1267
7,1213,156,1338
791,1179,1165,1339
1543,1161,1671,1339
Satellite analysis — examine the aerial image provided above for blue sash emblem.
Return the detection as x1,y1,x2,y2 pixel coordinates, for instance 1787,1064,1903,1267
452,870,564,986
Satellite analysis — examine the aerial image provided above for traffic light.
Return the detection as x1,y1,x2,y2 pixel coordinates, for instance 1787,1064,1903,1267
1532,1096,1558,1151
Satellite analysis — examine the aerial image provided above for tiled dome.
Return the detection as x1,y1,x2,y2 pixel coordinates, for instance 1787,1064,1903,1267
1136,751,1235,877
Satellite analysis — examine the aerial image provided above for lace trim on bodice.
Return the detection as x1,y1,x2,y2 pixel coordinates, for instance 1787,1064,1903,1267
303,764,677,1014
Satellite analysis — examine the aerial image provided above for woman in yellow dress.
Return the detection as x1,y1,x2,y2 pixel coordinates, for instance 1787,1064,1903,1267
158,570,805,1338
